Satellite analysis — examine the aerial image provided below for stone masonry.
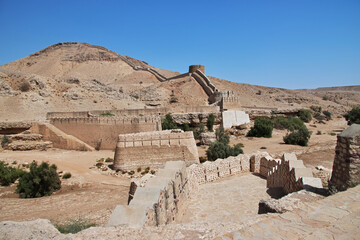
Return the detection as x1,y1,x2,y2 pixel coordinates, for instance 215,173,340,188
329,124,360,192
113,130,199,171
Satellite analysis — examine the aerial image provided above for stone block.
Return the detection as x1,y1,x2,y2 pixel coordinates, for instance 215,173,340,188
239,154,250,172
228,156,241,175
283,152,297,162
222,110,250,129
203,161,219,182
216,158,231,177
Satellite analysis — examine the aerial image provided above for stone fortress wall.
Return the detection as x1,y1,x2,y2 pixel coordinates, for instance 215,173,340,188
108,151,322,228
113,130,199,171
50,116,162,150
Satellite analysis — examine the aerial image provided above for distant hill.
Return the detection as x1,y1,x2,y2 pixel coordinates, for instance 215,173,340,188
0,42,358,121
298,85,360,92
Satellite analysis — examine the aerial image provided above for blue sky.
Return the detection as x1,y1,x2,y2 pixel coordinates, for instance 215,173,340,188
0,0,359,89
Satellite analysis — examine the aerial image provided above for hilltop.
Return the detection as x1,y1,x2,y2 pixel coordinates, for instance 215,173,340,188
0,42,359,121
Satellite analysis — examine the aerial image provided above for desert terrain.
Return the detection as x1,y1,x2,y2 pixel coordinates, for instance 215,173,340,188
0,42,358,237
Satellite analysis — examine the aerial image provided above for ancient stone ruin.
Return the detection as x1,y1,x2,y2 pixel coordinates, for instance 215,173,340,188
329,124,360,192
113,130,199,171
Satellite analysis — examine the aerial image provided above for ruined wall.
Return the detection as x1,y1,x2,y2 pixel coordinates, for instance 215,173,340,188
329,124,360,192
50,116,161,150
108,161,189,227
189,65,205,74
267,153,323,194
113,130,199,170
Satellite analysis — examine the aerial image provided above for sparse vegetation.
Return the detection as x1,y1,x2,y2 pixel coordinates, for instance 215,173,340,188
100,112,115,117
247,117,273,138
344,107,360,125
283,126,311,146
169,95,178,103
215,126,230,144
298,109,312,123
16,161,61,198
316,130,322,135
1,135,11,148
161,114,177,130
310,105,322,113
105,157,113,162
272,116,304,131
137,167,142,172
0,161,24,186
329,132,337,136
19,81,31,92
62,172,72,179
322,96,329,101
207,114,215,132
323,110,332,120
55,218,95,234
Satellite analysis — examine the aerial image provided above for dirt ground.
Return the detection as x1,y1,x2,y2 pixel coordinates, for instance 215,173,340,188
0,119,348,227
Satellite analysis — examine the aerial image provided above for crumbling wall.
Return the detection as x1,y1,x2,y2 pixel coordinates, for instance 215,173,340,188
113,130,199,170
50,116,161,150
267,153,323,194
329,124,360,192
108,161,189,227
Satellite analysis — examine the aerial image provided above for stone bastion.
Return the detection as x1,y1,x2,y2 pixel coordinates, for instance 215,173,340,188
113,130,200,171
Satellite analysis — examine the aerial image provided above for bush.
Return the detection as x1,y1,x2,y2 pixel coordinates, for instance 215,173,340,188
55,218,95,234
0,161,24,186
161,114,177,130
283,126,311,146
105,157,113,163
298,109,312,123
192,123,205,140
1,135,11,148
207,114,215,132
316,130,322,135
215,126,230,144
310,105,322,113
273,116,304,131
323,110,332,120
313,112,325,121
62,172,72,179
247,117,273,138
182,123,190,132
16,161,61,198
206,142,243,161
19,81,31,92
100,112,114,117
344,107,360,125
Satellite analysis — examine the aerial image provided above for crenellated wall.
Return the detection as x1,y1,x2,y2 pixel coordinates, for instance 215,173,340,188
50,116,161,150
113,130,199,170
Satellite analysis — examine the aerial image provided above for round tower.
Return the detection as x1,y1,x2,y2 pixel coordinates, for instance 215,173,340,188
189,65,205,74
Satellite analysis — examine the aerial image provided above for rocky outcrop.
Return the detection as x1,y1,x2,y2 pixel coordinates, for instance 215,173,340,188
199,132,216,145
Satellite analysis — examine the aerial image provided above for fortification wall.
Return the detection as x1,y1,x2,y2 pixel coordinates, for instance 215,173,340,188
50,116,161,150
113,130,199,170
47,106,219,119
329,124,360,192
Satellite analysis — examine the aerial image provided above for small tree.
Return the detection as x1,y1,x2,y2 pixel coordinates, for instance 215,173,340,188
0,161,24,186
344,107,360,125
215,126,230,144
206,142,243,161
207,114,215,132
247,117,273,138
298,109,312,123
161,114,177,130
323,110,332,120
1,135,11,148
283,126,311,146
16,161,61,198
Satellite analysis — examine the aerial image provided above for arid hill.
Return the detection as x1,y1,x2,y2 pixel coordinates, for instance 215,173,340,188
0,42,359,121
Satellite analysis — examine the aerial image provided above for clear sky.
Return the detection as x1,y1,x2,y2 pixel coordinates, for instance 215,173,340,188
0,0,359,89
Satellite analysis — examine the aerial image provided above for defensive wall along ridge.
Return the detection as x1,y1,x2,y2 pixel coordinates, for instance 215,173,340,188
113,130,200,171
108,151,323,228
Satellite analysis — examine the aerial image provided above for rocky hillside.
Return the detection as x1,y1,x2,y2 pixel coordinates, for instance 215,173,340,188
0,42,358,121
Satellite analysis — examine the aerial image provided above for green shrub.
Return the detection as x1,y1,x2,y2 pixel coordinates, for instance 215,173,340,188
161,114,177,130
283,126,311,146
323,110,332,120
100,112,114,117
298,109,312,123
344,107,360,125
207,114,215,132
16,161,61,198
206,142,243,161
247,117,273,138
329,132,337,136
322,96,329,101
182,123,191,132
273,116,304,131
192,123,205,140
105,157,113,163
1,135,11,148
313,112,325,121
0,161,24,186
310,105,322,113
55,218,95,234
215,126,230,144
316,130,322,135
62,172,72,179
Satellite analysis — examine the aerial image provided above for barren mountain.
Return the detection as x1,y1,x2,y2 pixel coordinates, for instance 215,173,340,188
0,42,358,121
